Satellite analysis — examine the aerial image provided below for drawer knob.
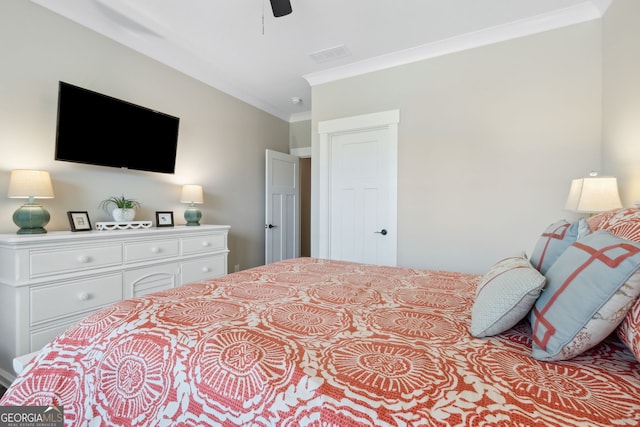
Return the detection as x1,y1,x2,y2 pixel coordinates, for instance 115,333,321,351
77,255,89,263
77,292,90,301
151,247,160,254
201,241,210,247
201,266,210,273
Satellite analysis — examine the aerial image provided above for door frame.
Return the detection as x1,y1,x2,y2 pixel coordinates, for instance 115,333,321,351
317,109,400,261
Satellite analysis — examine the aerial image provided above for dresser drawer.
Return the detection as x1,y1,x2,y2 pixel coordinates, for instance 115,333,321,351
124,238,179,263
124,262,179,298
182,233,226,255
31,321,77,351
30,274,122,324
30,244,122,277
181,255,226,284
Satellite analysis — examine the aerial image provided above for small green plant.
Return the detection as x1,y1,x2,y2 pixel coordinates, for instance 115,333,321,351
99,195,141,213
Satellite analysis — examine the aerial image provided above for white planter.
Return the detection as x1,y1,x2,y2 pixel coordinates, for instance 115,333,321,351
112,208,136,222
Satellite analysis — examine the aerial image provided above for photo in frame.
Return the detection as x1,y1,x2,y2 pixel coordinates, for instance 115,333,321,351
156,211,174,227
67,211,92,232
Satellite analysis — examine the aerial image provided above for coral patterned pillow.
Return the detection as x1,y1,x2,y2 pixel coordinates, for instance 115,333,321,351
529,219,583,274
470,252,546,338
530,230,640,361
589,207,640,361
588,207,640,242
617,297,640,362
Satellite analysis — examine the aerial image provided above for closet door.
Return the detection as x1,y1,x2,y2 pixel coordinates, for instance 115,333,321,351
318,110,399,266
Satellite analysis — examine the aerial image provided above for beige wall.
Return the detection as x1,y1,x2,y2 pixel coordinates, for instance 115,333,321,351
311,22,603,274
602,0,640,205
0,1,289,271
289,119,312,150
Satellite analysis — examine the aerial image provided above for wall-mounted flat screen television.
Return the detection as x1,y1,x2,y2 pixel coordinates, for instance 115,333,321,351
55,81,180,174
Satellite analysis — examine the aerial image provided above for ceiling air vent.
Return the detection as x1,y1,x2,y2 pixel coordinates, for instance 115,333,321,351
308,45,351,64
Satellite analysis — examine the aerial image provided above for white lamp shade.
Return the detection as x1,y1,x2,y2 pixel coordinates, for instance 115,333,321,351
565,177,622,213
8,170,54,199
180,184,203,204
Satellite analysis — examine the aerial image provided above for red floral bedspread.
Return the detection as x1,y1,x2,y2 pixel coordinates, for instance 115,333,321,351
2,258,639,426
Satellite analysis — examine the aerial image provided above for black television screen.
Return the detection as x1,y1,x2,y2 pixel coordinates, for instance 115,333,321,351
55,81,180,174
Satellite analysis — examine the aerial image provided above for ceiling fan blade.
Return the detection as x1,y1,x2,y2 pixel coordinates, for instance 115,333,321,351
270,0,292,17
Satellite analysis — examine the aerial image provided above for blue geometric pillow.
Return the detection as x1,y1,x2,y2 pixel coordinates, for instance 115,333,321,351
530,230,640,361
529,219,583,274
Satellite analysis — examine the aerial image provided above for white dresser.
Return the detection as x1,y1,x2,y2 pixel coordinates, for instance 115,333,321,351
0,224,230,386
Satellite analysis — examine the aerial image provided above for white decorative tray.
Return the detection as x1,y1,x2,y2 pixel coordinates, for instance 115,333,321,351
95,221,153,231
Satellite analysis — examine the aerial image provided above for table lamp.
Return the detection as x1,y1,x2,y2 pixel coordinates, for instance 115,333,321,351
181,184,203,226
565,172,622,214
8,170,55,234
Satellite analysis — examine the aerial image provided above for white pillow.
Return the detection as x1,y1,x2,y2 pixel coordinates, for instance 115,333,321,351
471,252,546,337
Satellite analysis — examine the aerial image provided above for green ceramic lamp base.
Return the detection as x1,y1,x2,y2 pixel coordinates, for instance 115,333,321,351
184,206,202,226
13,202,50,234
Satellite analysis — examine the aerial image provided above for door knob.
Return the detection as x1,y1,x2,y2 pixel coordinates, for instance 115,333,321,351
374,229,388,236
265,224,278,229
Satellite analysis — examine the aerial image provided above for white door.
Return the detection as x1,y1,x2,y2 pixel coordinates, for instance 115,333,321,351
265,149,300,264
318,110,399,266
329,129,395,264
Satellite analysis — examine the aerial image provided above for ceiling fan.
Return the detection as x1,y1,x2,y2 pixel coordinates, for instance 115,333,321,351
270,0,292,17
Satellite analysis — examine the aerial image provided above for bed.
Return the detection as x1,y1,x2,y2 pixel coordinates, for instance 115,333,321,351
3,208,640,426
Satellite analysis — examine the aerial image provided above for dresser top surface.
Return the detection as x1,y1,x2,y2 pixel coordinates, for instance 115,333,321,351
0,224,230,246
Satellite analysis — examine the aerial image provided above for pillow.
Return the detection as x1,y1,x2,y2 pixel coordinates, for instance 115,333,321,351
588,207,640,242
529,219,585,275
587,208,628,231
617,296,640,362
470,252,546,337
530,230,640,361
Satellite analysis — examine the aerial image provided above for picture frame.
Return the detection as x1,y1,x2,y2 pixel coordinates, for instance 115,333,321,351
67,211,92,232
156,211,174,227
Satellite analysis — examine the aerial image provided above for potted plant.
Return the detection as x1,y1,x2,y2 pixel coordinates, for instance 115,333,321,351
99,195,141,222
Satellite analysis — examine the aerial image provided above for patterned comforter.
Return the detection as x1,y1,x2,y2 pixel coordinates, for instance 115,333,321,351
2,257,639,426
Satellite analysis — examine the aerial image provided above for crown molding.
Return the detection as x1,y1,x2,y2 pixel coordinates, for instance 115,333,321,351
304,1,611,87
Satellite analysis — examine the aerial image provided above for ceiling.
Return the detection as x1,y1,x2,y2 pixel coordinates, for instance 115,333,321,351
31,0,611,122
